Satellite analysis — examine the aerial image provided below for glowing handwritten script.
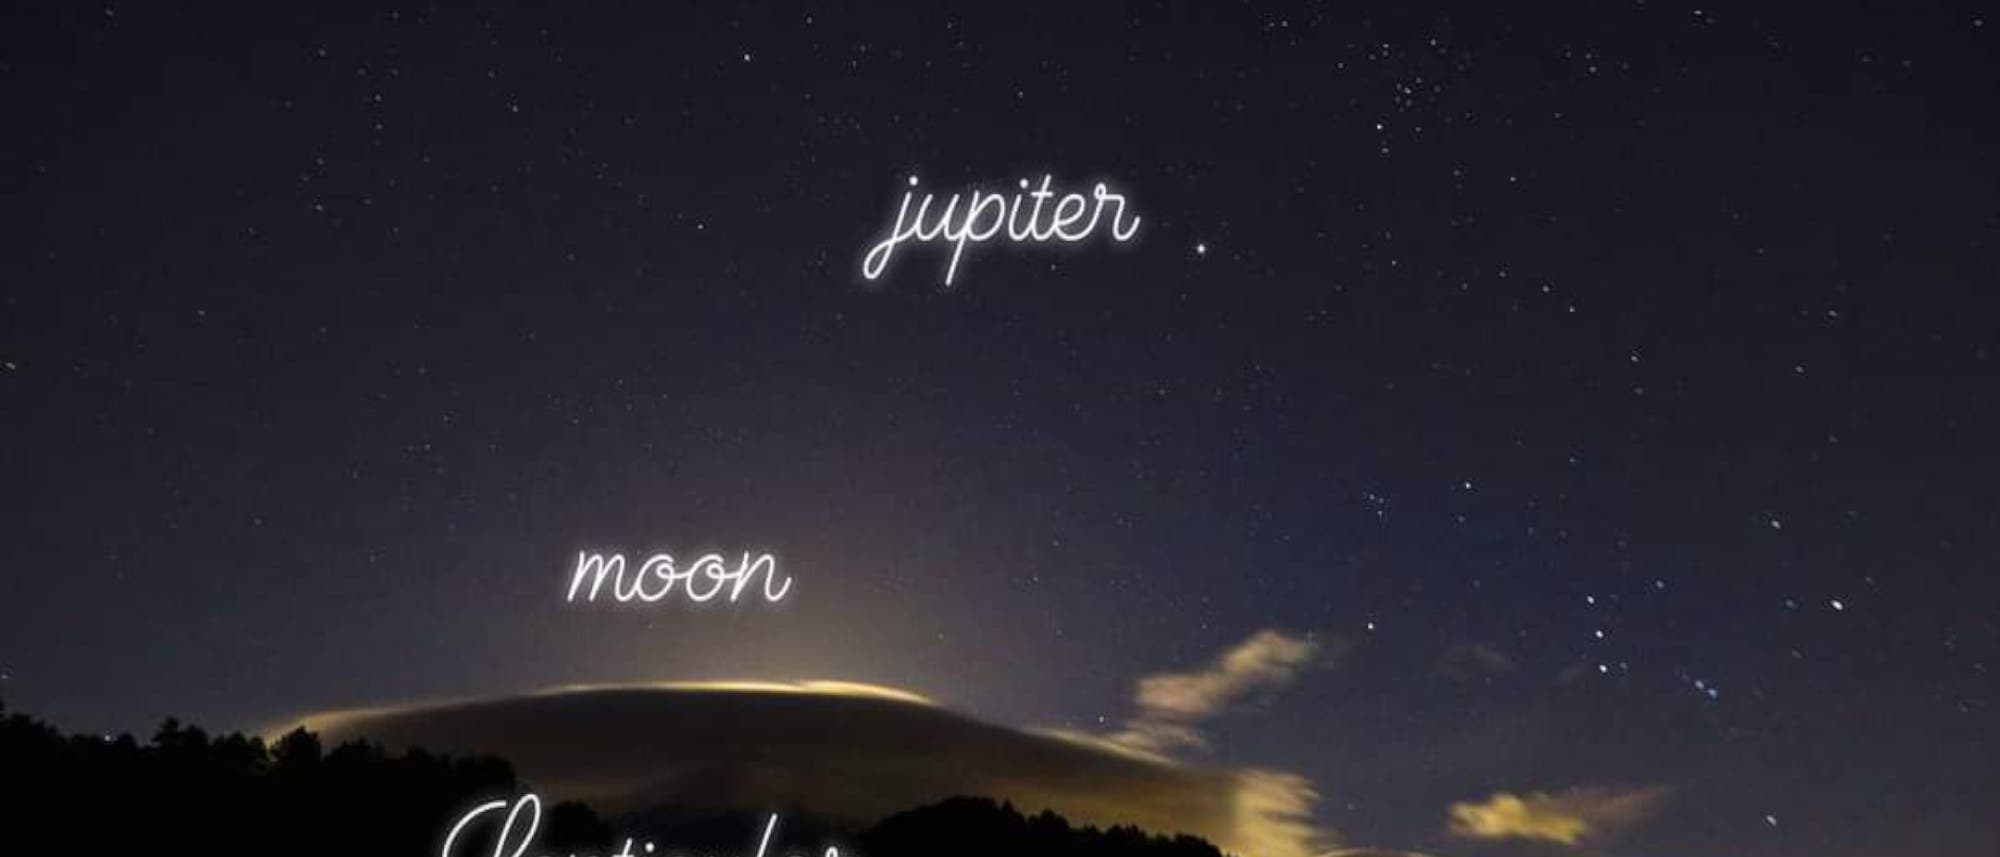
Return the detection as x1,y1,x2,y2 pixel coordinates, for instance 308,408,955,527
862,174,1142,286
567,551,792,604
442,793,839,857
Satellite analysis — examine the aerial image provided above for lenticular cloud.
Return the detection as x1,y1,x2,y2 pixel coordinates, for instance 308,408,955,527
286,681,1330,857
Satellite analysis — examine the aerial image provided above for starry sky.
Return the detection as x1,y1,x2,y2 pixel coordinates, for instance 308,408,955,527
1,2,1995,856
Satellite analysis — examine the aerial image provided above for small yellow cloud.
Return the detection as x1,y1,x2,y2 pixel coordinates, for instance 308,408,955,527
1447,785,1669,845
1100,629,1329,755
1135,629,1322,720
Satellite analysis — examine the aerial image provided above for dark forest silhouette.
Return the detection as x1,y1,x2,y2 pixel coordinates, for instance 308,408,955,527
858,796,1228,857
0,701,1231,857
0,699,609,853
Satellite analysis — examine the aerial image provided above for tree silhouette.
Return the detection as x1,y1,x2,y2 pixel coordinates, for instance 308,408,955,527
858,796,1230,857
0,701,1231,857
0,699,606,856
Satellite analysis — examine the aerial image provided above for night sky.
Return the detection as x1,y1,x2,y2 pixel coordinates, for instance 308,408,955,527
2,3,1996,856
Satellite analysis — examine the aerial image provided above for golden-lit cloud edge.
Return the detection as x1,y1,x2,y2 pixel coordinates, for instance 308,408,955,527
266,679,935,742
1032,727,1182,765
536,679,938,707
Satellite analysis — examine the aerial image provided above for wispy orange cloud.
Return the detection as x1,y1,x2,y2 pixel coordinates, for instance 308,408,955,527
1447,785,1670,845
1106,629,1329,753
